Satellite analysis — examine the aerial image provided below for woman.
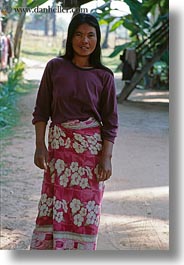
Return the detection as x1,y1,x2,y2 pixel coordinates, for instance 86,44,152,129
30,13,118,250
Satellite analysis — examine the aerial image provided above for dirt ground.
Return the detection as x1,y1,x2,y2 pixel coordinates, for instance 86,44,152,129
0,59,169,250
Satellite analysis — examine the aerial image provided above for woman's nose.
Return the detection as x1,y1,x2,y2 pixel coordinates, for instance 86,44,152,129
81,36,88,43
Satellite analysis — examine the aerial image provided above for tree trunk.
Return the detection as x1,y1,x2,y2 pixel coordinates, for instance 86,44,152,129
44,13,49,36
14,0,27,59
102,24,109,49
14,15,26,59
52,0,57,36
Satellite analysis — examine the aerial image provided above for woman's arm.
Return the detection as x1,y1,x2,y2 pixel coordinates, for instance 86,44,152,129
100,73,118,145
34,121,48,170
97,139,114,182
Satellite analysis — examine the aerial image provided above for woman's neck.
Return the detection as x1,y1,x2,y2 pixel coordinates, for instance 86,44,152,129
72,56,91,68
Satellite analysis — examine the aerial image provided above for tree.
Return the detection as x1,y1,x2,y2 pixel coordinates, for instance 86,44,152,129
52,0,57,36
91,0,169,95
44,13,49,36
14,0,27,59
91,0,114,49
1,0,49,59
102,24,110,49
92,0,169,58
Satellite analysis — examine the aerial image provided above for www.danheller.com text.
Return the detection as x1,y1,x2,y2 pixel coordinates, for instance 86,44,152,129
1,5,88,14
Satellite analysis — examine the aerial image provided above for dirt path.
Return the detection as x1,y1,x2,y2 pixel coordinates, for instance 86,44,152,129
0,59,169,250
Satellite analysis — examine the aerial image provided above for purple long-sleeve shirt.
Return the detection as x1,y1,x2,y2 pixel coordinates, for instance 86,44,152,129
32,58,118,143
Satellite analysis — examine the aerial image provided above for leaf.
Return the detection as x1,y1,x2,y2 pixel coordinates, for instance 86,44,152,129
124,0,145,23
27,0,49,9
13,0,48,9
123,18,139,33
99,19,108,25
110,20,124,32
109,42,132,58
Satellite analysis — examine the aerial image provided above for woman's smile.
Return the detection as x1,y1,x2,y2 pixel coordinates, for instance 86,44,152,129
72,23,97,58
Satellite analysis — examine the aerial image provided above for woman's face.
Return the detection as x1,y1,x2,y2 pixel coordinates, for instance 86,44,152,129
72,23,97,58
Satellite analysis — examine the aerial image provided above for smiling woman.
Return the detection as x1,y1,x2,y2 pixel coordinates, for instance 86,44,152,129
30,13,118,251
72,23,97,66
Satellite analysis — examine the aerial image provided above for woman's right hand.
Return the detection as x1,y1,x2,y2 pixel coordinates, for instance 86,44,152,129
34,144,48,170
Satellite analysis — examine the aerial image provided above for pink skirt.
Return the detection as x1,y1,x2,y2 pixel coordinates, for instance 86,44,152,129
30,118,105,250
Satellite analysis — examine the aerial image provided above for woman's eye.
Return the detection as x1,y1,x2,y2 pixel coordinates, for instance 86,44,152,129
88,34,95,38
75,32,82,37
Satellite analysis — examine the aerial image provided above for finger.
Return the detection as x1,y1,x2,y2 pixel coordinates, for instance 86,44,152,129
43,151,48,170
102,170,111,181
98,169,107,182
45,151,48,164
40,157,47,170
106,170,112,180
97,166,102,181
34,156,46,170
43,160,48,170
35,160,44,170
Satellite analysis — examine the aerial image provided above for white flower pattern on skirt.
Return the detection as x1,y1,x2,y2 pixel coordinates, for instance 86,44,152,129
45,124,103,228
49,125,102,155
31,120,105,250
38,194,53,218
69,198,100,227
55,159,65,175
52,197,69,223
37,195,101,227
53,159,96,190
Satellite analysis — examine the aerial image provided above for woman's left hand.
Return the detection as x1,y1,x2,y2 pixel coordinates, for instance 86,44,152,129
97,155,112,182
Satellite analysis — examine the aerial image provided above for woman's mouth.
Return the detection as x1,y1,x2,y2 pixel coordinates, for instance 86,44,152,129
80,46,89,50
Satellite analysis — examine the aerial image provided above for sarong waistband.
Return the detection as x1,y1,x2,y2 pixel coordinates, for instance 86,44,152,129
60,117,100,130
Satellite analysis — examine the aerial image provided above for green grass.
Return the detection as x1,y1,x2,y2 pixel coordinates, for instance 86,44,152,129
21,32,63,62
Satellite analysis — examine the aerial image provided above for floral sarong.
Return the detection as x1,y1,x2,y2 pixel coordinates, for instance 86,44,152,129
30,118,104,250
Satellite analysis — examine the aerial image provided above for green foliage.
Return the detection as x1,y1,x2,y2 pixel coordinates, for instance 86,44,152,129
13,0,49,9
92,0,169,88
109,42,133,58
6,61,25,92
0,61,26,138
124,0,149,26
93,0,169,58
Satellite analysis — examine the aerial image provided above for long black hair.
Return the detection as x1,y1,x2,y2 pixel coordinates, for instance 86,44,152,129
61,13,113,74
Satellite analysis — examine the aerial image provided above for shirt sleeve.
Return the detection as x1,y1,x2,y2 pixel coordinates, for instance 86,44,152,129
32,61,53,125
100,72,118,143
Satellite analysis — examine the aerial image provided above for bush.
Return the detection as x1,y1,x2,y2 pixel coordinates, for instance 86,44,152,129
0,61,25,137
